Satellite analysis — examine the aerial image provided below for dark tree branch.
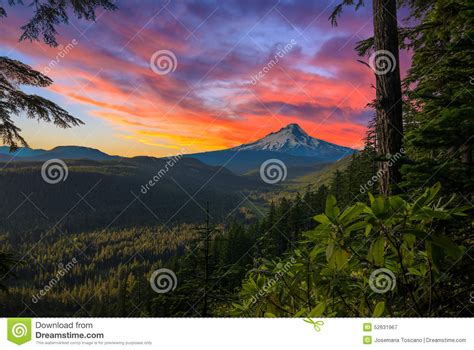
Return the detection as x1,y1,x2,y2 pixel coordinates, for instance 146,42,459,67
0,1,117,151
0,57,83,151
329,0,365,27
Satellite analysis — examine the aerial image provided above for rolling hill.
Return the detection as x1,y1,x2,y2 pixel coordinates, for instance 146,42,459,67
0,157,262,234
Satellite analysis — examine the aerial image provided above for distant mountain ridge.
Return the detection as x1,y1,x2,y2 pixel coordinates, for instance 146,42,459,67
0,124,355,175
189,123,355,174
0,146,119,162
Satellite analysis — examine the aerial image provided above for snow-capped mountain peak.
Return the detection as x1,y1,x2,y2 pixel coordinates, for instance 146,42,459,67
233,123,354,159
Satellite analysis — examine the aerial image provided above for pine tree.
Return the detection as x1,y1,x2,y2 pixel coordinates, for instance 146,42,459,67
401,0,474,195
0,0,117,150
0,58,84,150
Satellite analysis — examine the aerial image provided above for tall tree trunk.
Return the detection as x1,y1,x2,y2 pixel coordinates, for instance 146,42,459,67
373,0,403,195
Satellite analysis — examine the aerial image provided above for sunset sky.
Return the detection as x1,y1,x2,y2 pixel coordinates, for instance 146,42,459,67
0,0,410,157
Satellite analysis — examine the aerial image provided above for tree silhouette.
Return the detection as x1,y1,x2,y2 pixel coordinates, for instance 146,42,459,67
0,57,84,150
0,0,117,151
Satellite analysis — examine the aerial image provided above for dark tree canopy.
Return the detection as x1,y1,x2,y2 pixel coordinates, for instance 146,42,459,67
0,0,117,47
401,0,474,194
0,0,117,151
0,57,84,150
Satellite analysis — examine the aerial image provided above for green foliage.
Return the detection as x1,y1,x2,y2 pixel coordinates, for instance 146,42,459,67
1,0,472,320
0,225,194,316
232,184,472,317
401,0,474,194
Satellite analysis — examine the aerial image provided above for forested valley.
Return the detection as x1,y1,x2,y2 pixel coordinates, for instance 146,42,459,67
0,0,472,318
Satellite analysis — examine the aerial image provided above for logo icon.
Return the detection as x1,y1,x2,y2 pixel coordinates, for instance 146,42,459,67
303,318,324,332
369,268,396,294
41,158,69,184
150,50,178,75
149,268,177,293
368,50,396,75
7,318,32,345
259,159,287,184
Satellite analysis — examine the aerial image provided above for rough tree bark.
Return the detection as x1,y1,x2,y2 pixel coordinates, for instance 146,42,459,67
373,0,404,195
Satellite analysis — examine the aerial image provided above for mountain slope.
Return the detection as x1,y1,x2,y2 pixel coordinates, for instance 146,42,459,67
189,123,355,174
233,123,353,158
188,149,326,175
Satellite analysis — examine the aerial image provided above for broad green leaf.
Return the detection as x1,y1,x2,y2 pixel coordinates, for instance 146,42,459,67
426,182,441,202
336,249,349,269
310,245,325,260
368,192,375,205
364,223,373,237
309,301,326,317
325,195,338,220
294,309,307,317
389,195,405,211
368,237,385,266
371,196,388,216
417,207,451,220
329,248,349,270
373,301,385,317
339,203,366,225
344,221,368,235
314,214,331,224
326,242,334,261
